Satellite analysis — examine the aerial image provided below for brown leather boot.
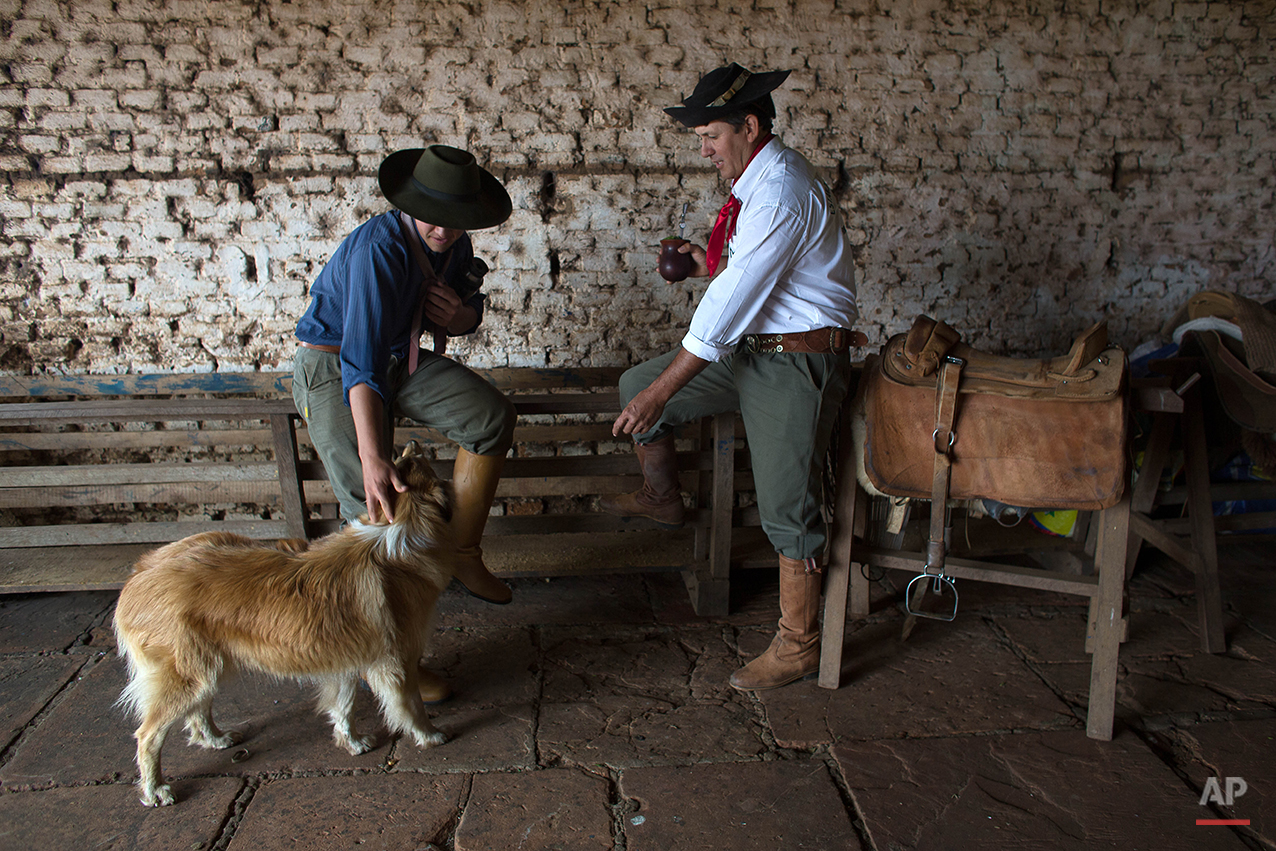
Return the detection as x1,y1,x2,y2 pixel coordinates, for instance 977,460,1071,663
417,664,451,704
729,555,822,691
598,436,685,528
451,448,513,605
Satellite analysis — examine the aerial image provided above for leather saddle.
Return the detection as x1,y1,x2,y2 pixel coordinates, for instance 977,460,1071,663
860,315,1129,572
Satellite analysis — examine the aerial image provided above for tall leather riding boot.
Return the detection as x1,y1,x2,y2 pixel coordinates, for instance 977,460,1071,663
450,447,513,605
598,435,685,528
729,555,822,691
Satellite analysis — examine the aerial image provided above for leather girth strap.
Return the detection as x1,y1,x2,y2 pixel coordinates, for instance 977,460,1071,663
927,355,963,573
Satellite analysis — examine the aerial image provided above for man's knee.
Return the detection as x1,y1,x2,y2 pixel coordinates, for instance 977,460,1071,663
469,392,517,456
618,363,657,406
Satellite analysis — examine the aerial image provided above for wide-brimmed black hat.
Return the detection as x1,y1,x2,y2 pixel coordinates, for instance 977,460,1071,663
378,145,512,230
664,63,792,128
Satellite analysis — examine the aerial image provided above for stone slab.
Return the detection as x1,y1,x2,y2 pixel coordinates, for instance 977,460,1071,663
619,759,856,851
0,591,117,652
765,616,1078,747
392,702,535,772
227,773,465,851
435,573,656,629
1,656,393,792
456,768,613,851
422,625,539,708
834,729,1249,850
0,655,84,751
537,625,765,768
996,608,1207,664
0,777,241,850
1162,717,1275,847
1118,625,1276,724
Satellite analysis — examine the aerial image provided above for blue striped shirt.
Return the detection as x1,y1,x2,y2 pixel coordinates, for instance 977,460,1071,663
295,211,486,404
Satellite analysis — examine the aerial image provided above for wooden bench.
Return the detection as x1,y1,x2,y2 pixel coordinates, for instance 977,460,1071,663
0,369,768,614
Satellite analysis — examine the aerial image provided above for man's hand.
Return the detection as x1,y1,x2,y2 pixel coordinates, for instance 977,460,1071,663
422,281,462,329
361,454,408,524
613,385,671,437
677,241,712,278
349,383,408,523
611,348,711,437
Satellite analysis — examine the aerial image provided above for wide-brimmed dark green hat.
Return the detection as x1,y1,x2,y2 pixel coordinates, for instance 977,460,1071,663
664,63,791,128
378,145,512,230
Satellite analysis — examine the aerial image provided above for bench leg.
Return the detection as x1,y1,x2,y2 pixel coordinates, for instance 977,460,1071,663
683,413,735,617
1086,495,1130,740
271,414,310,540
819,418,864,689
1181,390,1227,653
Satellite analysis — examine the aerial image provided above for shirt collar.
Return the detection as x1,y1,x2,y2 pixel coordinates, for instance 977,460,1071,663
731,136,782,202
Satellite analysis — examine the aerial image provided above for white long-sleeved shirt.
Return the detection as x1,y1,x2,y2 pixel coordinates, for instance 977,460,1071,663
682,138,859,362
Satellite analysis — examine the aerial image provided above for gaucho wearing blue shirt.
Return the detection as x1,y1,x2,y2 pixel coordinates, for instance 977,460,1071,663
295,211,486,405
292,144,519,706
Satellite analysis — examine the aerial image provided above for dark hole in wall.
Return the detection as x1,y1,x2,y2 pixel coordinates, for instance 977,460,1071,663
538,171,556,223
238,171,256,201
548,248,560,286
245,254,258,282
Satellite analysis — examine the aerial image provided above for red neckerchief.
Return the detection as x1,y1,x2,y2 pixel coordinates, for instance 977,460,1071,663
704,132,773,275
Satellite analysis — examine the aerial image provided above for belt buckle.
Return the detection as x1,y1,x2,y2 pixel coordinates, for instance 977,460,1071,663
745,335,760,353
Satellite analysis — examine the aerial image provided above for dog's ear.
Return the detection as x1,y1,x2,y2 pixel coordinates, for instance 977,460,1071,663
399,440,419,460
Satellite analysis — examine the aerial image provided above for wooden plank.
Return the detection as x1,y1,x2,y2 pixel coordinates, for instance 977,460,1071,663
0,481,283,508
708,412,735,583
0,545,154,593
1182,388,1227,654
484,510,710,536
473,367,625,391
820,405,860,690
1086,496,1130,740
510,393,620,415
492,475,643,498
0,462,281,488
271,413,309,540
1128,512,1199,570
859,547,1100,596
0,519,292,548
0,398,297,424
0,372,293,399
0,420,617,455
0,427,279,452
0,368,627,400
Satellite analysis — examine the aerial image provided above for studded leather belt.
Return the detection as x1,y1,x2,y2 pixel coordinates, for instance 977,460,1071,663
298,341,340,354
741,327,868,354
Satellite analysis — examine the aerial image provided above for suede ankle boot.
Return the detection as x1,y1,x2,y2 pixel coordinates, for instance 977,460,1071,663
729,555,822,691
598,435,685,528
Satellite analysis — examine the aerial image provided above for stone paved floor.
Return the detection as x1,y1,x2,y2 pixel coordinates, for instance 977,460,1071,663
0,541,1272,850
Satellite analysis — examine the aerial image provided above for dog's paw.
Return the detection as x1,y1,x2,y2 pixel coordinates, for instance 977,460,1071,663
412,728,448,749
140,783,175,807
190,729,242,750
339,733,376,755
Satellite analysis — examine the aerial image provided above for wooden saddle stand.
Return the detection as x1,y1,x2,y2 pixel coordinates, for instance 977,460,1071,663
819,315,1132,740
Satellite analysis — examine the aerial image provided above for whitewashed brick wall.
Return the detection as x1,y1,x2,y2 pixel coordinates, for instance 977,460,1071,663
1,0,1272,376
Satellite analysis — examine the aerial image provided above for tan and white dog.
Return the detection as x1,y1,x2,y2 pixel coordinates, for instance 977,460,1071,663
113,442,454,807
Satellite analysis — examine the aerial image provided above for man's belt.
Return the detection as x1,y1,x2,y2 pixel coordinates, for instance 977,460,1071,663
298,341,340,354
742,327,868,354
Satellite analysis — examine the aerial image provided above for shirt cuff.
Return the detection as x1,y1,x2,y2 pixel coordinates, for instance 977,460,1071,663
681,332,732,362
